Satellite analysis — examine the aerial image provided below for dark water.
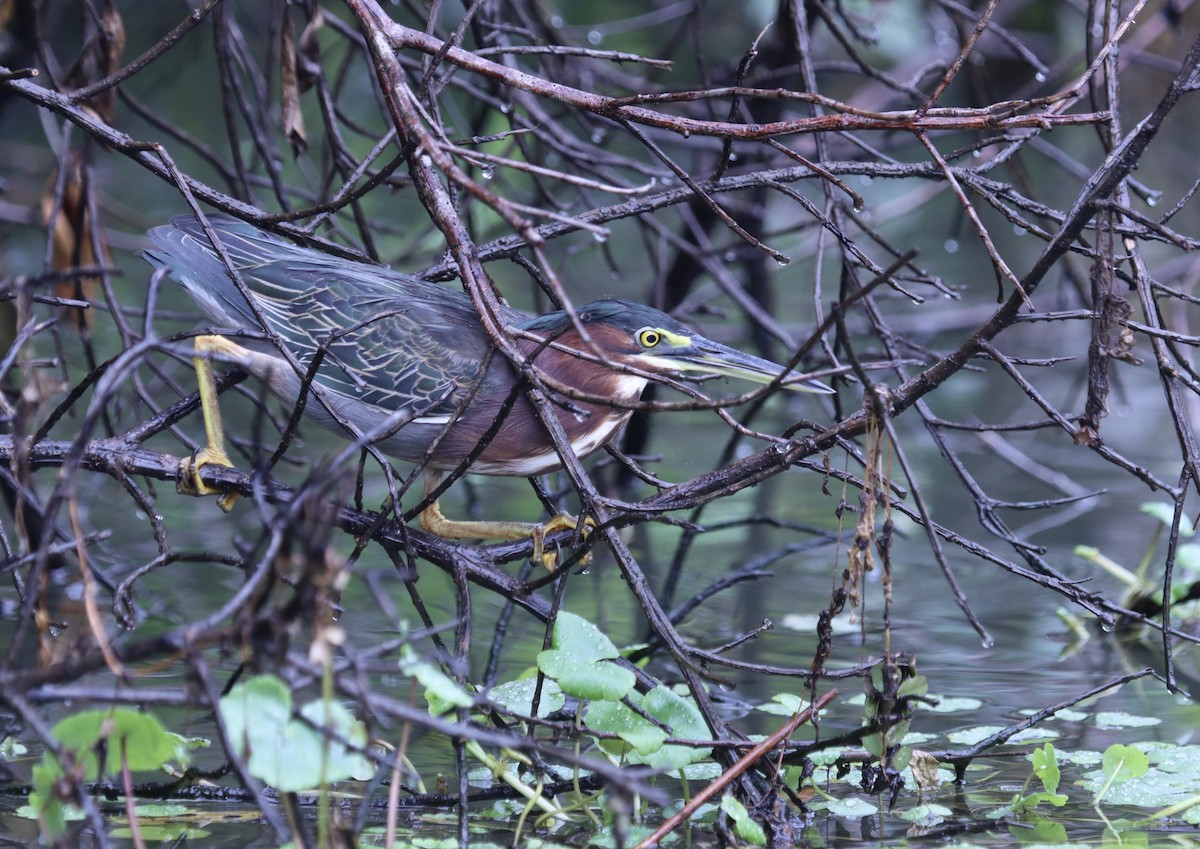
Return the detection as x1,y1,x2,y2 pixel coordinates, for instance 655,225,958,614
2,366,1195,847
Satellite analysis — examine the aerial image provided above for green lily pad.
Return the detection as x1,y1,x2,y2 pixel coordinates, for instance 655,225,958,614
920,696,983,713
822,796,878,817
946,726,1058,746
220,674,374,792
899,803,952,826
488,677,565,718
537,613,635,701
755,693,807,716
586,686,711,770
1094,711,1162,730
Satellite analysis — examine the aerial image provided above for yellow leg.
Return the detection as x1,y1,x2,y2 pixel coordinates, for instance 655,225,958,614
179,335,243,512
417,474,592,570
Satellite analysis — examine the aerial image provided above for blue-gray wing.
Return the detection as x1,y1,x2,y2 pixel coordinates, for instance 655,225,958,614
144,215,516,418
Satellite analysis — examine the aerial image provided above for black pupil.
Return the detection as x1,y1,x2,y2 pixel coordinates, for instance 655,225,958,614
644,332,658,346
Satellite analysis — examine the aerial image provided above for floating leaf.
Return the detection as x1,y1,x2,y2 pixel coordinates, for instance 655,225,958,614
1048,708,1088,723
1011,818,1068,843
110,824,211,842
903,731,937,745
1095,712,1162,730
779,612,860,635
1147,743,1200,776
0,737,28,759
586,699,667,758
808,748,846,767
898,803,952,826
488,678,565,718
822,796,877,817
128,804,189,817
946,725,1058,746
587,825,677,847
755,693,807,716
920,696,983,713
1059,748,1104,766
678,761,723,781
537,612,635,701
1080,755,1196,809
586,686,711,770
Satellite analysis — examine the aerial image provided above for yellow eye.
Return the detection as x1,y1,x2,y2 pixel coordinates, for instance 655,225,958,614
637,328,661,348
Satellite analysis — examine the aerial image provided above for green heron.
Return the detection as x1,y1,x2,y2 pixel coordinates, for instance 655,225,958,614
144,215,833,564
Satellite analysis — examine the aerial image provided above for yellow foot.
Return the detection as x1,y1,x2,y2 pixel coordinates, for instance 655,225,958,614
532,513,595,571
418,499,593,570
179,445,240,512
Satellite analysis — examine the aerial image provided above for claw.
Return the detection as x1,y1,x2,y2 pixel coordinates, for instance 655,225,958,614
178,445,239,512
533,513,595,571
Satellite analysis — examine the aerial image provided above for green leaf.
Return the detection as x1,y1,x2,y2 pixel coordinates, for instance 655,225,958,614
585,687,712,770
1175,544,1200,573
399,646,474,715
755,693,807,716
110,824,211,842
0,736,28,760
51,708,180,776
637,687,712,770
898,803,952,826
918,696,982,713
1095,711,1162,730
869,666,884,690
488,678,565,718
1012,818,1068,844
1103,744,1150,782
808,748,845,767
1015,791,1069,811
219,674,374,792
550,612,621,663
1031,743,1061,794
129,803,189,817
823,796,877,817
586,699,667,758
946,725,1058,746
537,613,635,701
1140,502,1192,534
298,700,376,781
14,802,84,824
720,794,767,845
29,704,186,837
895,675,928,699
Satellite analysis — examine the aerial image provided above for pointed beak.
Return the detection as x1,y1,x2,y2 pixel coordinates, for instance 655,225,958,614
666,339,835,394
